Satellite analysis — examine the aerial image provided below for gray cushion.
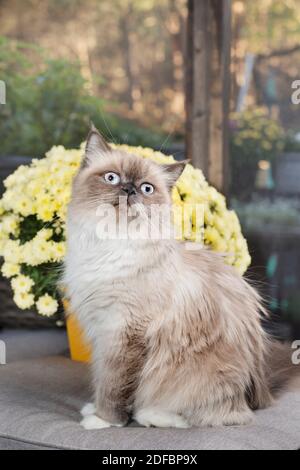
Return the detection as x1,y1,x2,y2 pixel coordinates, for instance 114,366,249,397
0,352,300,450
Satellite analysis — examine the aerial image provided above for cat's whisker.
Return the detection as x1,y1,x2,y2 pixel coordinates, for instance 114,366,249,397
98,108,118,145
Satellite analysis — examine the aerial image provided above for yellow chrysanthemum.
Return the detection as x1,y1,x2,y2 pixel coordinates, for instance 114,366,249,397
11,275,34,294
36,294,59,317
13,292,35,310
1,262,20,278
0,214,20,235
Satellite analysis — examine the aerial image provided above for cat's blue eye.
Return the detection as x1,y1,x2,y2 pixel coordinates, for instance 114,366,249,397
141,183,154,195
104,172,120,185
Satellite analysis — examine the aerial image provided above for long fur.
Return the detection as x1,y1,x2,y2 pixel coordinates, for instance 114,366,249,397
63,127,299,428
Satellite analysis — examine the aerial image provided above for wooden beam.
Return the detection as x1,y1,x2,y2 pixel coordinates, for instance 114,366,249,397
185,0,231,195
209,0,231,194
186,0,210,177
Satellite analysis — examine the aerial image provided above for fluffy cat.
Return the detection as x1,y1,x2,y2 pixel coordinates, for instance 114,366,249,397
63,125,298,429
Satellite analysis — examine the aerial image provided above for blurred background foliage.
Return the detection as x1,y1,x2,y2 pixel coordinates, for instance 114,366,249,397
0,0,187,152
0,36,166,156
1,0,300,157
232,0,300,130
237,0,300,54
230,109,285,199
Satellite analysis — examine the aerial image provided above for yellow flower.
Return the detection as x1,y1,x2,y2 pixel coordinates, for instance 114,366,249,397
11,275,34,294
2,240,22,264
15,195,35,217
51,241,66,262
0,201,5,216
37,206,54,222
36,294,58,317
13,292,35,310
1,262,20,278
1,214,20,235
204,226,220,245
213,215,227,236
172,187,182,205
30,239,52,265
212,237,227,253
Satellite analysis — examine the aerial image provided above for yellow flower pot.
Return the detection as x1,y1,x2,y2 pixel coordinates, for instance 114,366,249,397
64,301,91,363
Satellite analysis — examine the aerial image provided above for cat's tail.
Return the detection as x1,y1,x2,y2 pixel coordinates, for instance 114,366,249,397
247,339,300,410
266,340,300,397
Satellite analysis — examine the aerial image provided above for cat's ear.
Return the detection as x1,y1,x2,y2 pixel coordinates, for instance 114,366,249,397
83,123,111,166
161,160,189,189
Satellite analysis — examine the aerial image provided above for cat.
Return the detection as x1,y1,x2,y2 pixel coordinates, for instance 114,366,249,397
63,124,298,429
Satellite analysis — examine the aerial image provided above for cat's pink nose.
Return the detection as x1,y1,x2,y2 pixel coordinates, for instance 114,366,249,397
121,183,137,196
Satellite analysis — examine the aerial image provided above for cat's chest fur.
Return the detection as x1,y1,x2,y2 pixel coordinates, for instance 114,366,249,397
64,228,172,342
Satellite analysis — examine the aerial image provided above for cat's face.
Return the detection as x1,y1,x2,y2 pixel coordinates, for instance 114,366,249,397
71,126,187,219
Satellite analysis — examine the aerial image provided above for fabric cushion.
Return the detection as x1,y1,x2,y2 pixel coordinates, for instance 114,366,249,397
0,353,300,450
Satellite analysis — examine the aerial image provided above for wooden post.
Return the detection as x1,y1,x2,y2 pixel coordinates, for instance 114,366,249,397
185,0,231,195
186,0,210,178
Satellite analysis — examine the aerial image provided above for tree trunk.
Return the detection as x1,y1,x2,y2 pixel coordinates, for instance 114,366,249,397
185,0,231,195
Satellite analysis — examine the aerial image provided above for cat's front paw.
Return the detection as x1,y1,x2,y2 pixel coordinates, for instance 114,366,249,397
222,409,254,427
80,402,96,417
80,414,124,430
134,408,190,428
